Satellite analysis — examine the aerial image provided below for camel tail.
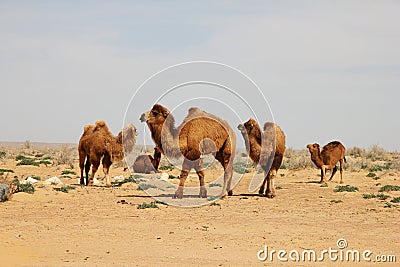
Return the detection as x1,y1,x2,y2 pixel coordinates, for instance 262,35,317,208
344,156,347,163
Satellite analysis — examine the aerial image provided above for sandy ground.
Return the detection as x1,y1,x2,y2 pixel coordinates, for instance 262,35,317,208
0,156,399,266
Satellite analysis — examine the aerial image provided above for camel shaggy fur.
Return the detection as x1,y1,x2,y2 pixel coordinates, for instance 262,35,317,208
238,119,286,198
306,141,346,184
140,104,236,198
132,147,162,174
78,120,137,186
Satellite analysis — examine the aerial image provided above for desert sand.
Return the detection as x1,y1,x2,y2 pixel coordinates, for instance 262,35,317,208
0,144,399,266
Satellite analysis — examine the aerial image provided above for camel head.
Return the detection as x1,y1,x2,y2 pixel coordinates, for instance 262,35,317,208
140,104,171,125
109,124,137,162
306,143,320,154
237,118,261,141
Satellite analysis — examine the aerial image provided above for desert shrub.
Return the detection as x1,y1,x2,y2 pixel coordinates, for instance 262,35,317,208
366,172,376,178
233,162,250,174
137,201,159,209
0,169,14,175
377,193,390,200
53,145,76,169
24,140,31,149
16,157,40,166
168,174,178,179
334,185,358,192
378,185,400,192
369,165,383,172
112,175,141,187
137,183,158,191
347,146,366,158
61,170,76,176
390,197,400,203
383,202,398,208
18,183,35,194
53,185,76,193
159,164,174,171
362,193,376,199
0,151,6,158
330,199,343,203
241,152,248,157
366,145,387,161
209,183,222,187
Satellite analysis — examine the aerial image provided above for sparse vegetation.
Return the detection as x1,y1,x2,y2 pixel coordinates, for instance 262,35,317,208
61,170,76,176
210,202,221,206
209,183,222,187
53,185,76,193
377,193,390,200
0,151,6,158
366,172,376,178
0,168,14,175
159,164,174,171
378,185,400,192
362,193,376,199
137,201,159,209
390,197,400,203
233,162,250,174
18,183,35,194
334,185,358,192
137,183,159,191
112,175,141,187
330,200,343,203
383,202,398,208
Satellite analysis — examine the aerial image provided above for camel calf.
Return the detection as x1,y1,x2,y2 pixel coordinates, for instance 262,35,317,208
306,141,346,184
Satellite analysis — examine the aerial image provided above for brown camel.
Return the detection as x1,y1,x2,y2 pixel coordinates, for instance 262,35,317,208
78,120,137,187
132,147,162,174
306,141,346,184
140,104,236,198
238,119,286,198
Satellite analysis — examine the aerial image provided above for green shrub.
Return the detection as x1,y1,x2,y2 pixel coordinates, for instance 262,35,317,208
209,183,222,187
362,193,376,199
377,193,390,200
16,158,40,166
330,199,343,203
61,170,76,175
18,183,35,194
234,162,250,174
378,185,400,192
334,185,358,192
53,185,76,193
369,165,383,172
0,151,6,158
112,176,141,187
159,164,174,171
0,169,14,175
366,172,376,178
137,201,159,209
137,183,158,191
390,197,400,203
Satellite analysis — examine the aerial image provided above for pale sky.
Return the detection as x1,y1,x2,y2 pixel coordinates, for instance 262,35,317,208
1,1,399,150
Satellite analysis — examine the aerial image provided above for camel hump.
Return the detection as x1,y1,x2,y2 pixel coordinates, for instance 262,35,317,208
263,122,276,131
323,141,343,150
83,125,94,135
95,120,106,127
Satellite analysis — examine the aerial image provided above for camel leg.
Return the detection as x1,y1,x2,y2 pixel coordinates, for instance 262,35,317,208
339,159,344,184
88,160,100,186
79,151,87,186
194,159,207,198
102,153,112,187
320,165,328,184
259,172,268,196
329,166,337,181
174,159,191,199
84,155,91,185
266,169,277,198
216,150,233,197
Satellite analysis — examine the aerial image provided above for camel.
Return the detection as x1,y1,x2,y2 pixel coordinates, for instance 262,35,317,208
78,120,137,187
140,104,236,198
306,141,346,184
238,119,286,198
132,147,162,174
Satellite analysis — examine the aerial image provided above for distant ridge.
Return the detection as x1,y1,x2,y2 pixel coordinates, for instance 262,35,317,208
0,141,77,149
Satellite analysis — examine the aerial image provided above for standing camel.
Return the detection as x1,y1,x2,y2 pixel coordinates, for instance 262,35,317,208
78,120,137,186
306,141,346,184
238,119,286,198
140,104,236,198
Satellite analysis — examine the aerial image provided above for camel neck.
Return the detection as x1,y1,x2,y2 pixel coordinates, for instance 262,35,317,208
310,150,324,167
